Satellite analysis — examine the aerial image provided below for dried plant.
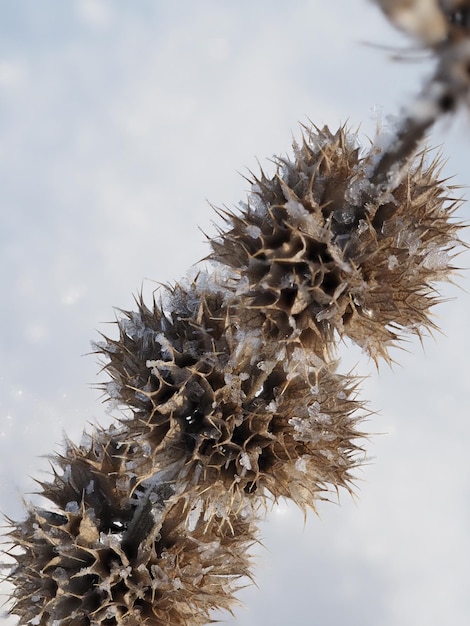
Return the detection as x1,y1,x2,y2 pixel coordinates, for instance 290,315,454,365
210,126,461,361
2,3,467,625
6,426,257,626
97,278,365,511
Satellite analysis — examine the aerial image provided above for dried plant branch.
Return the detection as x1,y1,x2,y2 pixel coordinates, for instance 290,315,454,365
4,121,462,625
2,3,468,625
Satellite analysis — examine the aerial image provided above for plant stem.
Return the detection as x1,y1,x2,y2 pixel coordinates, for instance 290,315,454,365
368,39,470,191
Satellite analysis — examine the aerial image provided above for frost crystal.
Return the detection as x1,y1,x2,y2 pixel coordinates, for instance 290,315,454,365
246,224,261,239
187,499,203,532
388,255,399,270
295,457,308,473
239,452,252,472
422,250,450,270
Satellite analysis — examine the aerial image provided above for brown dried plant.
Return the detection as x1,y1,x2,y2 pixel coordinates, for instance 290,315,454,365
6,426,257,626
4,121,462,626
2,4,467,626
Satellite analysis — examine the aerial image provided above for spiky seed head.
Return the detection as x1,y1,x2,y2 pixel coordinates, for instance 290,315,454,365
96,278,366,513
210,125,463,361
5,428,256,626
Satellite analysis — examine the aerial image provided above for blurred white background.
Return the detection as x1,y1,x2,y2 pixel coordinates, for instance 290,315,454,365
1,1,469,624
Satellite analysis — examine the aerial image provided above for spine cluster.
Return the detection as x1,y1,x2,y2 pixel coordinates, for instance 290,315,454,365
3,122,462,625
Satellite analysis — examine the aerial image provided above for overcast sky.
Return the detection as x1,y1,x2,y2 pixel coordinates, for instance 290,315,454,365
1,1,469,625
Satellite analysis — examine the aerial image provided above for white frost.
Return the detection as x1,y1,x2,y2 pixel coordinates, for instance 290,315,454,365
246,224,261,239
65,501,80,513
295,456,308,473
187,499,203,532
239,451,252,472
422,250,449,270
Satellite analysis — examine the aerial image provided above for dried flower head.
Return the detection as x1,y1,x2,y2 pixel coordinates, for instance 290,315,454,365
96,276,366,514
5,427,256,626
210,125,462,361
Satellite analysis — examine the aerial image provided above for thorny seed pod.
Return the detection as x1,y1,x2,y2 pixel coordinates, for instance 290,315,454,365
211,125,462,361
4,427,256,626
96,278,366,513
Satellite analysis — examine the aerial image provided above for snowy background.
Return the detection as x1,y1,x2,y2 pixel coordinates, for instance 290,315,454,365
1,1,469,624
